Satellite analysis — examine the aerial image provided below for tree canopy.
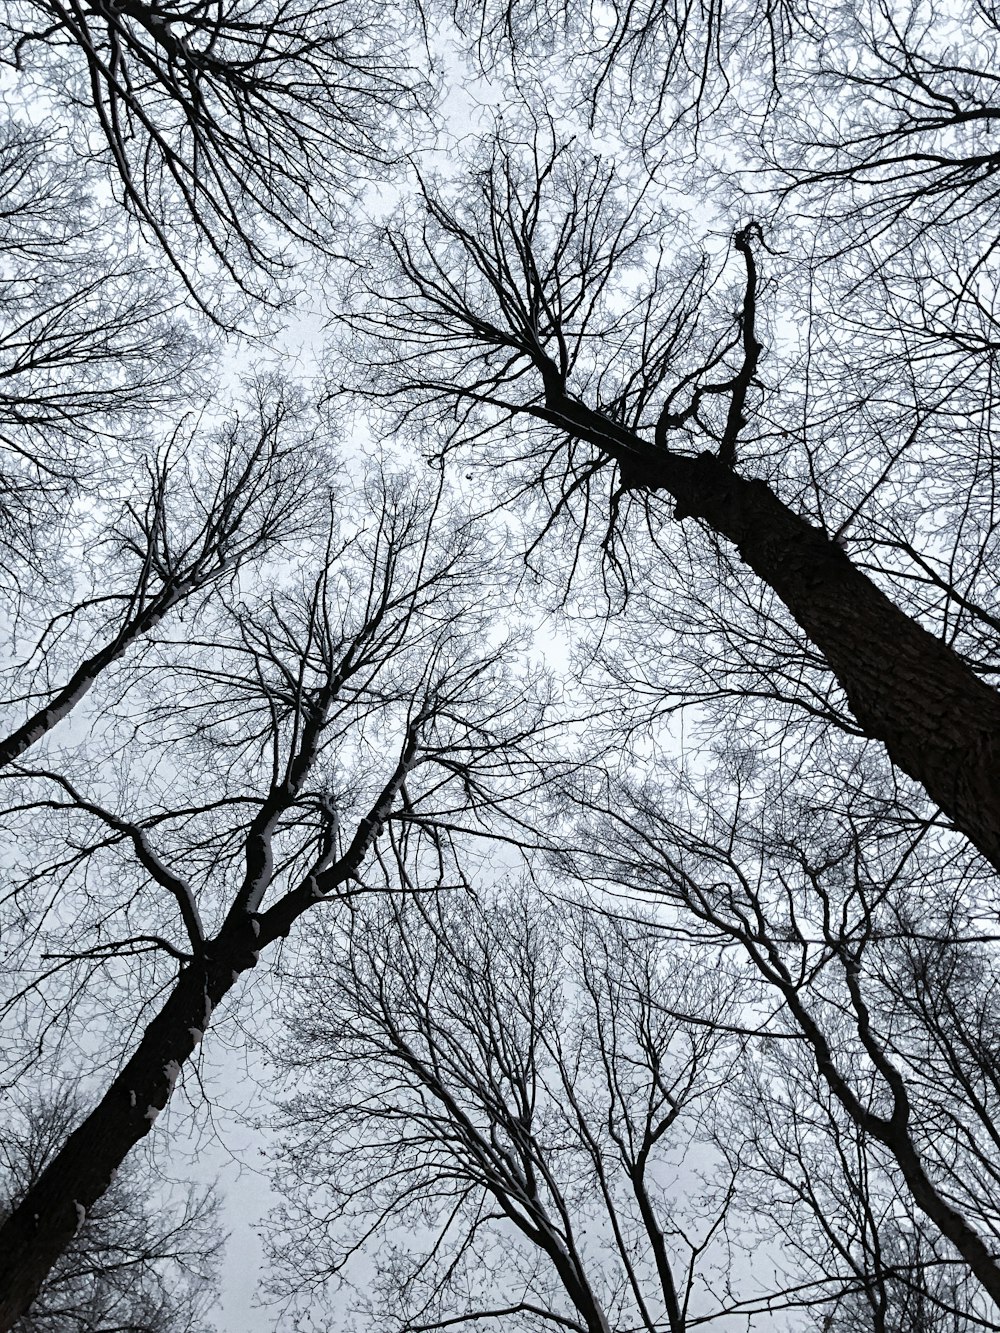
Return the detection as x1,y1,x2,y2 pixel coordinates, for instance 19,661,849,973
3,0,1000,1328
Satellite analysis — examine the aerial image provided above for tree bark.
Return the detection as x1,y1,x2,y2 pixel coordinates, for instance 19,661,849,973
885,1131,1000,1310
0,929,252,1328
630,1163,685,1333
670,450,1000,871
543,388,1000,873
0,584,193,769
0,736,420,1327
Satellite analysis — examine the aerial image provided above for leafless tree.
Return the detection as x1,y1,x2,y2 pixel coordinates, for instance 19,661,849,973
726,1007,992,1332
0,119,206,587
0,471,551,1326
325,114,1000,880
261,886,791,1333
445,0,792,141
553,744,1000,1313
767,1,1000,260
0,375,322,769
1,0,432,308
817,1227,986,1333
6,0,1000,1324
1,1087,221,1333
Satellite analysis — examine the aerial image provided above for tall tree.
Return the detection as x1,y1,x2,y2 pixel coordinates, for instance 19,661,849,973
2,0,432,309
328,117,1000,874
6,0,1000,1319
264,889,767,1332
0,473,549,1325
2,1089,221,1333
0,376,319,768
555,743,1000,1313
729,1027,993,1333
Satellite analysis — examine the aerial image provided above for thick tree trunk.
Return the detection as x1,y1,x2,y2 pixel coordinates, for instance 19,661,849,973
661,449,1000,873
0,923,257,1329
546,389,1000,873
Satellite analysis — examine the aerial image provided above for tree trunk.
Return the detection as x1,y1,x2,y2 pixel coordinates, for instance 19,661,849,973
630,1164,685,1333
0,924,257,1329
663,449,1000,873
885,1131,1000,1310
0,742,413,1328
547,388,1000,873
0,585,193,769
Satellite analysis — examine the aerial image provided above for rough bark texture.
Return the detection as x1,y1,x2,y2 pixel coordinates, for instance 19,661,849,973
669,450,1000,870
546,387,1000,872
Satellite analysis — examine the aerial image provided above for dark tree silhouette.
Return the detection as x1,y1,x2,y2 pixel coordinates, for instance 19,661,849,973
2,1089,221,1332
6,0,1000,1320
2,0,432,307
330,122,1000,875
0,473,551,1325
554,745,1000,1313
0,377,319,768
264,889,769,1332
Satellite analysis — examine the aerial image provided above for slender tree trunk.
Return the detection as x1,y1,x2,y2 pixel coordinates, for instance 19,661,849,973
630,1165,685,1333
545,1244,614,1333
546,388,1000,872
754,939,1000,1312
885,1131,1000,1310
0,744,414,1328
0,586,190,768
